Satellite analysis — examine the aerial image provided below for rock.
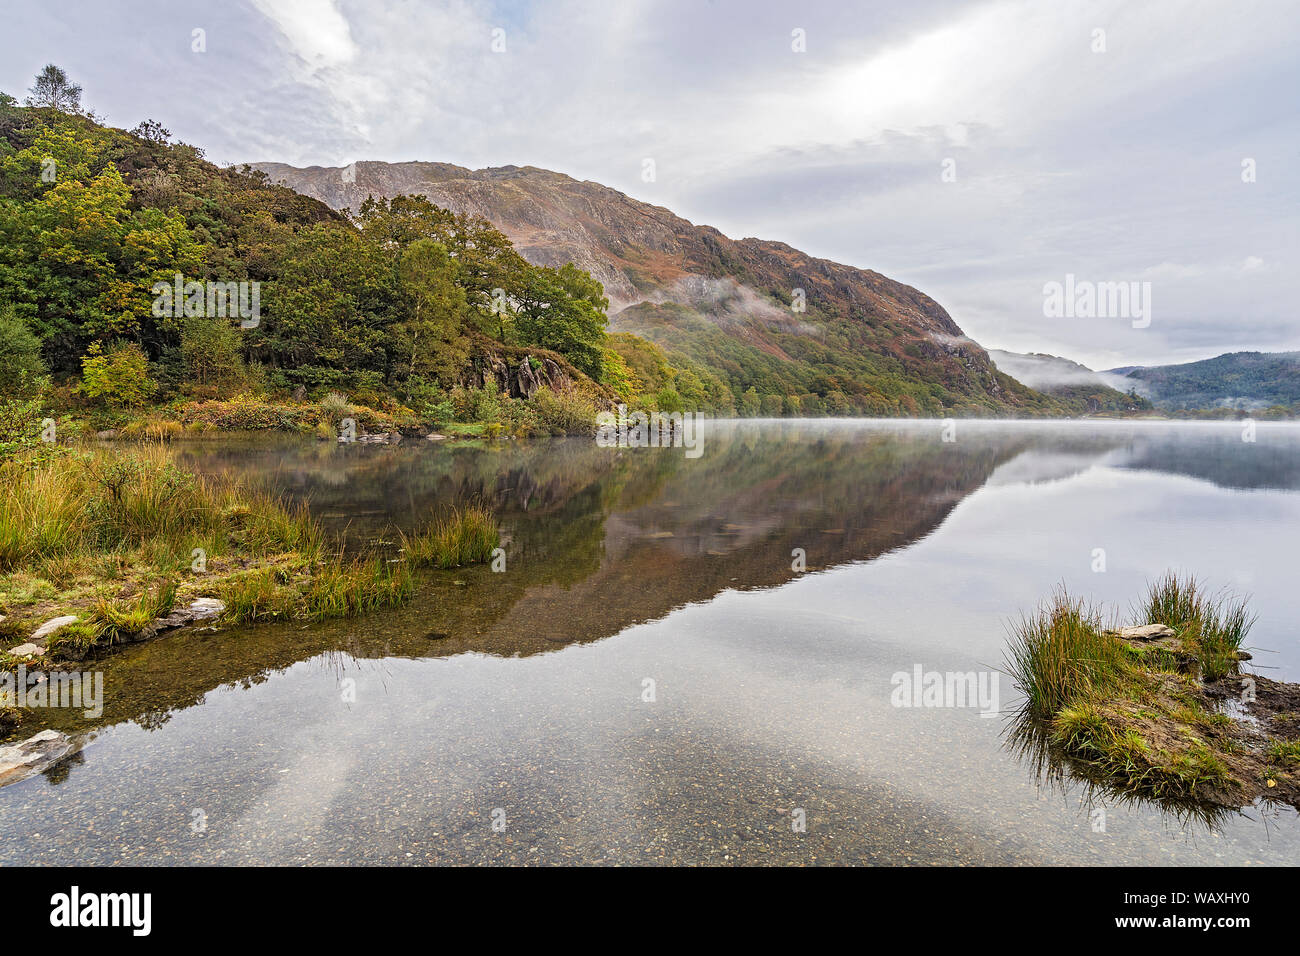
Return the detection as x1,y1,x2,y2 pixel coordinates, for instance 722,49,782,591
0,729,78,788
425,433,448,441
131,598,227,642
30,615,79,642
189,598,224,619
95,429,117,440
515,356,541,399
6,643,45,659
1118,624,1177,640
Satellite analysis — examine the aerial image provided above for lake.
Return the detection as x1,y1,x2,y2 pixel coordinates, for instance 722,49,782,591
3,419,1299,865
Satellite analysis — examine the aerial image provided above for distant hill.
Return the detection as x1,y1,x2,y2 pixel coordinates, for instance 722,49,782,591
1105,352,1300,411
253,160,1080,417
987,350,1149,414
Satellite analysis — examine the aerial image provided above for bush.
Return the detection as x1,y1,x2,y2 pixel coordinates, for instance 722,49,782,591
531,387,597,436
78,342,156,408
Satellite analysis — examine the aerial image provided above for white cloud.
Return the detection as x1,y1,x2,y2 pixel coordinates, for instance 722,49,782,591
1,0,1295,368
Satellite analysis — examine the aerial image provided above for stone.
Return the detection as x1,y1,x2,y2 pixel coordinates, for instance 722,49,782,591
131,598,227,642
30,615,79,642
0,729,77,788
189,598,224,619
6,643,45,658
1118,624,1176,640
515,356,541,399
425,433,448,441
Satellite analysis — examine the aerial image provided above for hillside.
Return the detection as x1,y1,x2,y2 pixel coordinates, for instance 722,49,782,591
1105,352,1300,412
0,99,620,441
253,160,1075,417
988,350,1150,414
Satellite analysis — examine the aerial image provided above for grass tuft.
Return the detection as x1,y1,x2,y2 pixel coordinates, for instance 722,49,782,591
402,503,500,569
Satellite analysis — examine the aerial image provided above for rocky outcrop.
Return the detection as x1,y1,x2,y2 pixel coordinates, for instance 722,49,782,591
464,340,590,401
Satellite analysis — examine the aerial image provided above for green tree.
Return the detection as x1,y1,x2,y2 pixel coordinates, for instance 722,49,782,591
515,263,608,379
0,303,46,396
79,342,155,407
25,64,83,113
177,316,245,388
394,238,468,389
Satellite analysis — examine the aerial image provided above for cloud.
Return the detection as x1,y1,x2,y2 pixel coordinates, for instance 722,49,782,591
249,0,357,71
0,0,1295,368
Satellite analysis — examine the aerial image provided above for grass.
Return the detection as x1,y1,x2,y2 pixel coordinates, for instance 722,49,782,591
1005,590,1128,719
0,445,320,574
1140,573,1255,681
401,503,500,569
1,444,505,668
218,556,414,624
0,445,417,659
1267,741,1300,767
90,578,178,641
1006,574,1257,804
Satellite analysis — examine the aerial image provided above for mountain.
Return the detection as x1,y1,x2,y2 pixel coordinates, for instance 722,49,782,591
987,349,1150,414
1103,352,1300,412
252,160,1076,417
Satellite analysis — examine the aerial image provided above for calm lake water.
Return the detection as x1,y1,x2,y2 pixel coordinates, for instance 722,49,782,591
4,419,1300,865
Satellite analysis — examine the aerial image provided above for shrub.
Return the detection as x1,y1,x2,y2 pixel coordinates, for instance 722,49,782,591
531,386,597,436
78,342,156,408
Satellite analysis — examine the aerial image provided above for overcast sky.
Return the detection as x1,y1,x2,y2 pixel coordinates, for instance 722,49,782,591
3,0,1296,369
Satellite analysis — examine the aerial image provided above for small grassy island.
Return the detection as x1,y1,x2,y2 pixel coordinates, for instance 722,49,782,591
1007,575,1300,813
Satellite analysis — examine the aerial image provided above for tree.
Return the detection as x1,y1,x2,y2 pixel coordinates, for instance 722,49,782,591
130,119,172,145
177,316,245,388
25,64,83,113
514,263,608,379
79,342,156,407
394,238,468,388
0,303,46,396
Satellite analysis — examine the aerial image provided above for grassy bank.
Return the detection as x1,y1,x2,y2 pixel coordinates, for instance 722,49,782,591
0,445,499,666
1005,575,1300,809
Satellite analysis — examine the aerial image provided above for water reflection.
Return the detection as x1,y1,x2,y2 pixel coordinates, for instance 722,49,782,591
8,420,1300,847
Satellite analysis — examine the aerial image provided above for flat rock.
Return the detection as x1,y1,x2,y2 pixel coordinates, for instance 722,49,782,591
425,433,447,441
30,615,79,642
1118,624,1177,640
189,598,224,619
132,598,227,642
6,643,45,658
0,729,78,788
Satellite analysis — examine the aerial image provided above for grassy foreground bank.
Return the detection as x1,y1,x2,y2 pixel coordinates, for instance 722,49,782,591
1007,574,1300,811
0,445,498,667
